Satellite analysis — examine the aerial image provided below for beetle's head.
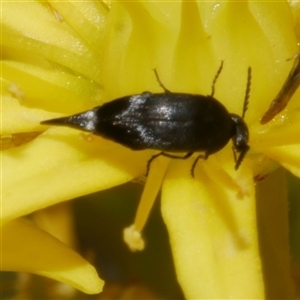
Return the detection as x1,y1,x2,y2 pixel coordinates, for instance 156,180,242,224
230,114,250,170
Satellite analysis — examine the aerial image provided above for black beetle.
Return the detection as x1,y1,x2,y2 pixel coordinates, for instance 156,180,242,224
41,62,251,177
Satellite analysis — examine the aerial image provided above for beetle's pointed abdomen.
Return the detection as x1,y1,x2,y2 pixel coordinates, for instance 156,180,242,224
41,109,98,133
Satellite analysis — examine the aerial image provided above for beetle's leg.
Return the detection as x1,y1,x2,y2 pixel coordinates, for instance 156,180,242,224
146,152,163,176
146,152,193,176
153,69,171,94
233,144,250,170
210,61,224,97
191,153,208,177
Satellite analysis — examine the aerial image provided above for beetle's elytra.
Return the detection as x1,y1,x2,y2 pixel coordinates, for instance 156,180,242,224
41,62,251,177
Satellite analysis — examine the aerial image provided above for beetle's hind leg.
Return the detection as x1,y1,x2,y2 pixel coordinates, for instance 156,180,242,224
191,153,209,177
146,152,193,176
210,61,224,97
153,69,171,94
146,152,163,176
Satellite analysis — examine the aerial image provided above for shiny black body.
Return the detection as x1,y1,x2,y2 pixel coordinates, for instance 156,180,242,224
93,93,234,153
41,65,251,176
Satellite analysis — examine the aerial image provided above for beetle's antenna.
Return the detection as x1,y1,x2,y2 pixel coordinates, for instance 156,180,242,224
211,61,224,97
153,69,171,93
242,67,251,119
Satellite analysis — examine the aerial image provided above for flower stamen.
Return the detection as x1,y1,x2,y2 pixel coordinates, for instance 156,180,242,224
123,155,170,251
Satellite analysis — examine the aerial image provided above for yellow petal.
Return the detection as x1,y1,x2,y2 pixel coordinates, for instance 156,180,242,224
2,61,102,114
264,144,300,178
48,0,108,55
161,159,264,298
2,1,102,82
99,1,178,99
2,94,58,134
2,219,104,294
2,127,149,223
251,109,300,150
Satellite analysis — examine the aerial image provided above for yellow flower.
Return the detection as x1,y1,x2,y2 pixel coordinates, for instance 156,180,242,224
2,0,300,298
